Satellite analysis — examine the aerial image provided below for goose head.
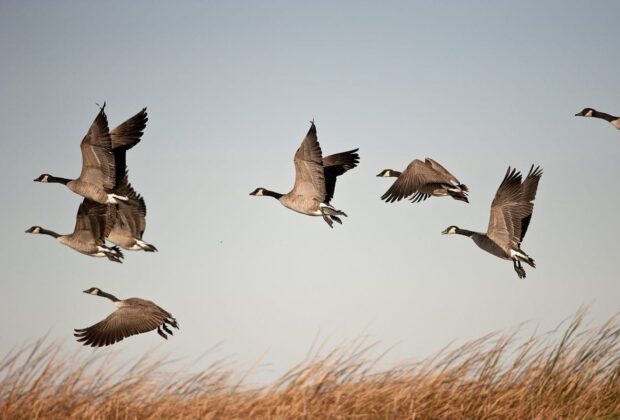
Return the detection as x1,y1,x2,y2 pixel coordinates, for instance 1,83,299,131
376,169,399,177
441,225,459,235
249,187,266,196
33,174,52,182
83,287,101,295
575,108,595,117
25,226,42,234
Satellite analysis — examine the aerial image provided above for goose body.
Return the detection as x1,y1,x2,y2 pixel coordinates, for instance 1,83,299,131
378,158,469,203
575,108,620,130
75,288,178,347
34,104,128,204
442,165,543,279
25,199,123,263
250,122,359,227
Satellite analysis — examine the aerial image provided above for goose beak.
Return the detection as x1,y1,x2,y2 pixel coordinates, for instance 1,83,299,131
33,177,40,182
574,112,581,116
82,289,90,294
249,191,256,195
441,229,449,235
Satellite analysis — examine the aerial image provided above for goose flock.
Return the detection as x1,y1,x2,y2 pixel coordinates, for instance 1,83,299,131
25,105,615,347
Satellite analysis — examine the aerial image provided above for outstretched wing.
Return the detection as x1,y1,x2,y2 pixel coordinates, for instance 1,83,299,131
78,106,116,190
290,122,326,202
110,108,148,186
487,166,542,248
381,159,447,203
322,148,359,204
74,303,168,347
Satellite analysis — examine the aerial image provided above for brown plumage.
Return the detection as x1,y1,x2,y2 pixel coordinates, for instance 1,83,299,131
25,199,123,263
34,104,128,204
378,158,468,204
442,165,543,279
107,174,157,251
75,288,178,347
250,122,360,227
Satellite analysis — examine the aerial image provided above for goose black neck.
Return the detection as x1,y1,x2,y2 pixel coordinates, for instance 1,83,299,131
39,228,60,238
389,171,402,177
592,110,618,122
99,291,120,302
263,189,283,199
455,227,475,237
48,176,71,185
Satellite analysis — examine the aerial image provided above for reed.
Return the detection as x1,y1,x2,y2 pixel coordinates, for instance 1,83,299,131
1,309,619,419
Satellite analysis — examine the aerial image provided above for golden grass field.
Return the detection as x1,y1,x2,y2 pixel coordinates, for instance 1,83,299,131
1,309,619,419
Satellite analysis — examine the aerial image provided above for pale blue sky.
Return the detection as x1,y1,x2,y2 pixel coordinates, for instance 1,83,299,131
1,1,619,380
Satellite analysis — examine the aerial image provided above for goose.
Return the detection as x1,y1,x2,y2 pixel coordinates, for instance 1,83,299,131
25,199,123,263
250,121,359,227
103,108,156,251
106,173,157,252
34,104,128,204
378,158,469,203
442,165,542,279
575,108,620,130
75,287,178,347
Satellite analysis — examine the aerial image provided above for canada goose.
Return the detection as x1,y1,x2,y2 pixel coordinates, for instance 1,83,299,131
250,121,359,227
34,104,128,204
442,165,542,279
575,108,620,130
25,199,123,263
75,287,178,347
102,108,156,251
106,173,157,252
378,158,469,203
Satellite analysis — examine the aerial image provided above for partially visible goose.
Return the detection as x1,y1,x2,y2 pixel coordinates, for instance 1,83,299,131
34,104,128,204
25,199,123,263
107,173,157,252
250,122,359,227
378,158,469,203
104,108,156,251
75,287,178,347
575,108,620,130
442,165,543,279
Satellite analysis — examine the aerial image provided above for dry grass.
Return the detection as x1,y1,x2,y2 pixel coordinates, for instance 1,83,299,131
1,309,619,419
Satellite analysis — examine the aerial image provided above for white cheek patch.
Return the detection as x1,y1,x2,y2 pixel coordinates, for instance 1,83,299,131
257,190,263,196
611,119,620,129
585,110,593,117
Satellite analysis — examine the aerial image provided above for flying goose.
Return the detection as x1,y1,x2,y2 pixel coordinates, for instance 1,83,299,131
442,165,543,279
75,287,178,347
25,199,123,263
250,121,359,227
575,108,620,130
34,104,128,204
106,173,157,252
102,108,156,251
378,158,469,203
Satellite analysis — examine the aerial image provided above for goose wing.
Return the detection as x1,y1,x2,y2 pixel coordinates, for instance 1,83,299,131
74,299,171,347
322,148,359,204
290,122,326,201
110,108,148,186
113,173,147,239
381,159,447,203
424,158,463,187
487,166,542,248
71,199,115,245
78,106,116,189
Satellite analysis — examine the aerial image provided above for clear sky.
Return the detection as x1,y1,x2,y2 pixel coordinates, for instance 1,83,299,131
1,1,619,381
